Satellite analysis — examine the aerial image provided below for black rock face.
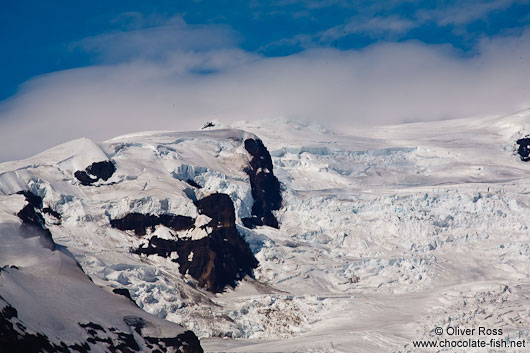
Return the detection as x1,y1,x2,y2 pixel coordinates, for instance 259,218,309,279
87,161,116,180
16,191,56,251
201,121,215,129
111,213,159,236
75,161,116,186
516,137,530,162
195,192,235,227
74,170,97,186
112,288,136,304
159,214,196,232
186,179,202,189
16,191,42,209
186,225,257,293
243,138,282,228
42,207,61,220
110,213,194,236
17,204,46,229
132,193,258,293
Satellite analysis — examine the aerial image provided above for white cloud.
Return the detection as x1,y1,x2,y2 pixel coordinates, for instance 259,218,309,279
416,0,521,26
1,23,530,161
72,15,240,63
320,15,418,41
263,0,530,50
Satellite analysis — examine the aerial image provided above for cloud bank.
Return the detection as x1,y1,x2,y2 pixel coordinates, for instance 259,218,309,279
1,20,530,161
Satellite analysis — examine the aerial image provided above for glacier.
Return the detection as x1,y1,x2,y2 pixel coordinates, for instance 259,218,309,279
0,109,530,352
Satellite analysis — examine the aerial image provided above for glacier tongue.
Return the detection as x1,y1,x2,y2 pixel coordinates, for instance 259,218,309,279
1,110,530,352
202,111,530,351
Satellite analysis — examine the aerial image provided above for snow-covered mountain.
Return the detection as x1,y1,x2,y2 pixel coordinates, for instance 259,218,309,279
1,109,530,352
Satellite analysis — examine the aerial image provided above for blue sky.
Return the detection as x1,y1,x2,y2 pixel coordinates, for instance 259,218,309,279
3,0,530,100
2,1,530,160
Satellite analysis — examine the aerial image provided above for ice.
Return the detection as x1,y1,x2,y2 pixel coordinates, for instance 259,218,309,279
1,109,530,351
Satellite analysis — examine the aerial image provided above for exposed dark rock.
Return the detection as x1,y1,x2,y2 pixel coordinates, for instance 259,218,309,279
111,213,194,236
241,217,258,228
1,286,203,353
0,297,79,353
16,190,42,209
16,201,56,251
42,207,61,220
134,231,257,293
113,288,136,304
0,265,20,275
516,137,530,162
186,178,202,189
79,322,105,332
111,213,159,236
75,160,116,186
17,204,46,229
195,192,235,227
113,331,140,352
82,323,142,352
201,121,215,129
74,170,97,186
132,236,180,258
134,193,258,293
2,303,17,319
15,189,75,256
180,230,258,292
159,214,195,232
145,330,204,353
123,316,148,335
87,161,116,180
243,138,282,228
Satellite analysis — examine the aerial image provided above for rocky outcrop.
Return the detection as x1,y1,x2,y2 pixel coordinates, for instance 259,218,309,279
201,121,215,129
15,191,56,251
110,213,195,236
16,190,42,209
195,192,236,227
42,207,61,222
74,161,116,186
242,138,282,228
127,193,258,293
186,179,202,189
112,288,136,304
516,137,530,162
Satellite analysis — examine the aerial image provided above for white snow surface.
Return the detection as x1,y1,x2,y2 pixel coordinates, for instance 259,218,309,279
0,194,186,350
1,110,530,352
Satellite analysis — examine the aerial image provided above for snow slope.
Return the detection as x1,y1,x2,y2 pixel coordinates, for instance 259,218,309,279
0,193,202,352
1,109,530,352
